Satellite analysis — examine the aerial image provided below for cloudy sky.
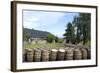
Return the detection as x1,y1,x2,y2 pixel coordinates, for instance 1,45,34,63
23,10,78,38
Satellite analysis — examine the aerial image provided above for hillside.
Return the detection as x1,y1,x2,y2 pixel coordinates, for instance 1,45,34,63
23,28,53,39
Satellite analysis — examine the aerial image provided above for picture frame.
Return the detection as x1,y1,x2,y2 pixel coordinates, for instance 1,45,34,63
11,1,98,72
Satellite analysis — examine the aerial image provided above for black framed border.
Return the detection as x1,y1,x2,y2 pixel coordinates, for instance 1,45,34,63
11,1,98,72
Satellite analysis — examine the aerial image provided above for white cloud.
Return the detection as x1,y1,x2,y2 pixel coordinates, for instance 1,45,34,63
23,22,32,28
51,31,65,38
23,11,67,29
42,24,46,25
27,17,38,22
23,21,41,29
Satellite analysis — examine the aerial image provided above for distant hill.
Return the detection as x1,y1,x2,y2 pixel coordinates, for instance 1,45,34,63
24,28,53,39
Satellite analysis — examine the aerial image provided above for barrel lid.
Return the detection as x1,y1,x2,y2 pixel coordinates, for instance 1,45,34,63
64,47,69,50
42,49,49,52
51,49,58,52
27,49,33,52
59,49,65,52
74,48,80,51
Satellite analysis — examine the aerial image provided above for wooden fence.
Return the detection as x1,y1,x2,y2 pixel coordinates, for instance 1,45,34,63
23,47,91,62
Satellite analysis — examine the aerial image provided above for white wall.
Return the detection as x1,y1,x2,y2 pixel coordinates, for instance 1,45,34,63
0,0,99,73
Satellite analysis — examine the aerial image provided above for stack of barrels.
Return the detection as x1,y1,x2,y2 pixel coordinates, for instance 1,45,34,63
57,49,65,60
34,49,41,62
81,48,88,59
26,49,34,62
49,49,58,61
23,47,90,62
65,48,74,60
41,49,49,61
73,48,82,60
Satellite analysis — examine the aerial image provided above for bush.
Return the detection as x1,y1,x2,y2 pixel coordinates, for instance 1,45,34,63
58,39,64,43
46,34,55,43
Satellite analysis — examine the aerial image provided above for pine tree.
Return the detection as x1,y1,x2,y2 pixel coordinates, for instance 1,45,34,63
63,22,75,44
73,13,91,45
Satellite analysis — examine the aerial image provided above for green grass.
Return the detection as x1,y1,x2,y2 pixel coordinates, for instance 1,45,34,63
24,43,65,49
77,40,90,47
24,40,90,50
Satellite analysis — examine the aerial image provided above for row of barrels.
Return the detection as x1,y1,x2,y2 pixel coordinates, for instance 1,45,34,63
23,47,91,62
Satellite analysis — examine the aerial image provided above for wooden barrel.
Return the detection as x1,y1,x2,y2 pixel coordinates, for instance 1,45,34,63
57,49,65,61
26,49,34,62
81,48,88,59
22,49,25,62
41,49,49,61
86,48,91,59
73,48,82,60
23,49,27,62
65,48,74,60
49,49,58,61
34,49,41,62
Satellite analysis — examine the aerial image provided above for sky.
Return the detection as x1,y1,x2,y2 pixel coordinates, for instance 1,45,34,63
23,10,79,38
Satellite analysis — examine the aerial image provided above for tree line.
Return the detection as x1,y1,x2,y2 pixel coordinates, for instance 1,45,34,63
63,13,91,45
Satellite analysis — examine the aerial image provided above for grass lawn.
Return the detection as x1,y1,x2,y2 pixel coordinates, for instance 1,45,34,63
23,41,90,50
78,41,90,48
24,43,65,49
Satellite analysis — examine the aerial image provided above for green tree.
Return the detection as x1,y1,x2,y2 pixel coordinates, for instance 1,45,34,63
63,22,75,43
73,16,82,43
73,13,91,45
46,34,55,43
55,36,59,43
23,30,30,42
80,13,91,45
